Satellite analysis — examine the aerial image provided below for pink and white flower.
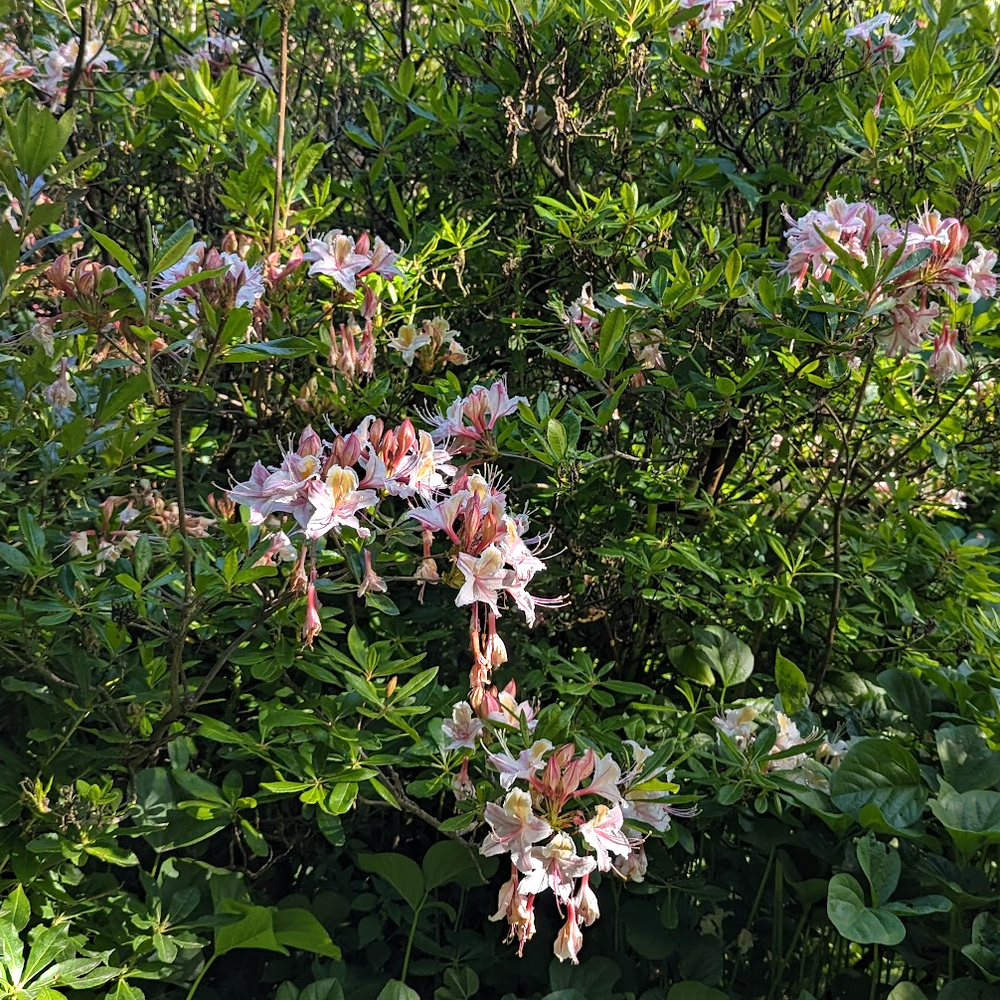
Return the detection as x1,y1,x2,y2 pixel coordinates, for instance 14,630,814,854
928,324,967,382
578,804,632,872
442,701,484,750
480,788,554,868
518,833,597,903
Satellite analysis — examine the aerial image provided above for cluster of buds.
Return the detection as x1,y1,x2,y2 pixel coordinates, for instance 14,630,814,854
327,315,376,383
408,465,559,700
780,198,1000,380
672,0,744,70
713,704,850,789
178,34,275,89
64,483,214,575
46,254,117,333
442,696,692,964
387,316,469,371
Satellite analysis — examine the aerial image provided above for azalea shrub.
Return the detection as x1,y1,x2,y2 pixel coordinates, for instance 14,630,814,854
3,0,1000,999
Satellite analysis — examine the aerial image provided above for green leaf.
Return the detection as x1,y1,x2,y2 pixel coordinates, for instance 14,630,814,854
0,917,25,983
666,985,729,1000
151,220,196,276
725,248,742,293
774,650,807,715
878,668,931,732
376,982,420,1000
704,625,753,686
224,338,317,362
104,982,146,1000
936,725,1000,793
667,643,716,686
546,419,568,461
215,903,287,956
963,912,1000,982
886,985,928,1000
3,103,75,179
422,841,483,891
88,229,139,278
17,510,45,561
830,738,927,830
358,853,425,911
23,925,73,983
0,885,30,932
937,979,1000,1000
398,57,415,97
856,832,899,907
0,543,32,575
271,908,341,959
826,873,905,945
863,109,879,152
929,786,1000,853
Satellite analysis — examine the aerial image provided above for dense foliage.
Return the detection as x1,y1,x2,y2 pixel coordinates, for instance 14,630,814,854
2,0,1000,998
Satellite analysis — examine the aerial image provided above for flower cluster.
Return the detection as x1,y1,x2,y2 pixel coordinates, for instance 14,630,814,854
155,238,269,335
713,704,850,788
844,12,915,65
422,379,525,456
558,283,665,381
780,198,1000,380
179,33,275,89
0,41,33,86
304,230,402,300
408,461,558,699
672,0,743,70
226,377,553,658
442,695,691,963
65,481,215,575
387,316,469,371
34,38,116,101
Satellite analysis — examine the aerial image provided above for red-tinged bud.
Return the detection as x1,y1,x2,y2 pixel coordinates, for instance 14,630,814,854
301,581,322,647
221,230,240,254
46,254,74,294
396,418,417,457
354,232,371,256
298,424,323,457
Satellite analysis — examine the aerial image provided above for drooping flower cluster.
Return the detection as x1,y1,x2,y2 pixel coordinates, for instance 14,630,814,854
713,704,850,788
387,316,469,371
780,198,1000,379
408,461,558,699
442,694,692,963
844,12,916,64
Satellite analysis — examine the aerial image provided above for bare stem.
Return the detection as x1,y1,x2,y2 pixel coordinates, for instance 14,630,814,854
269,2,292,254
